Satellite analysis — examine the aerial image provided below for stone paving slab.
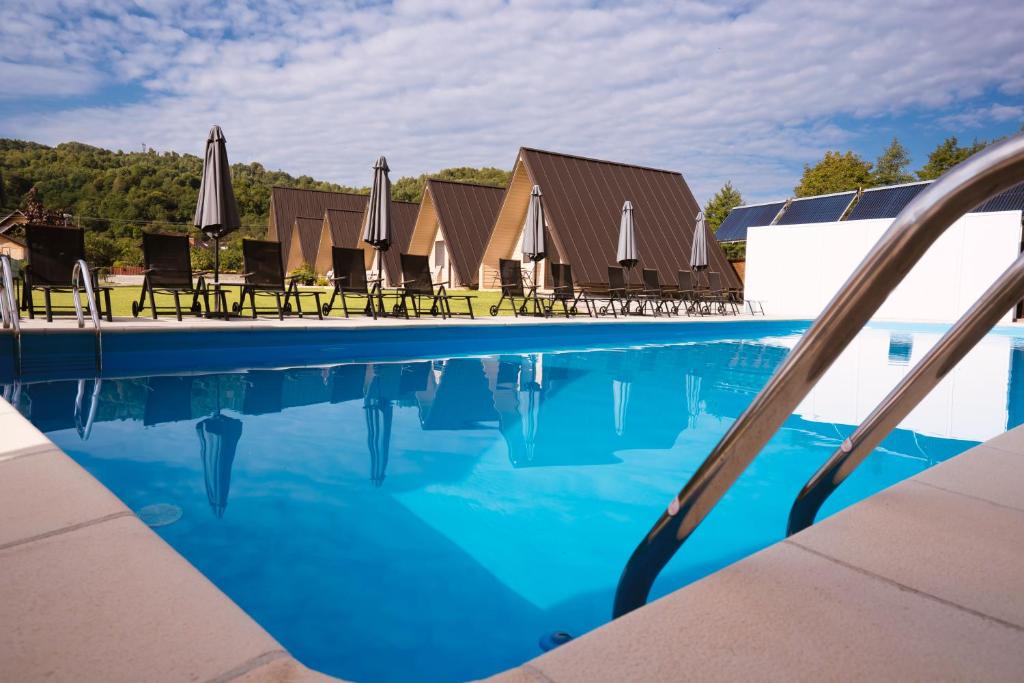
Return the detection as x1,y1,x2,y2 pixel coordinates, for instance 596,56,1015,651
0,515,288,683
486,427,1024,682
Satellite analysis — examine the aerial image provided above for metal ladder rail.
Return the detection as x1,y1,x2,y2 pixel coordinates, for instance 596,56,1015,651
71,259,103,374
0,254,22,377
786,252,1024,535
612,131,1024,619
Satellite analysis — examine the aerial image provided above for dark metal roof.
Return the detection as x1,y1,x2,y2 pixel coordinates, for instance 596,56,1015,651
519,148,740,288
715,202,787,242
379,200,420,285
847,182,930,220
324,208,365,247
289,217,323,270
775,191,856,225
975,181,1024,213
268,186,367,266
427,179,505,287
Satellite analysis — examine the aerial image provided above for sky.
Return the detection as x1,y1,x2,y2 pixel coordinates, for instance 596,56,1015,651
1,0,1023,204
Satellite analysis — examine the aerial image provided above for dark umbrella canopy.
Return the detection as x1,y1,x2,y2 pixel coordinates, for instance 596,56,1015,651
194,125,241,240
363,156,393,250
690,210,709,270
197,413,243,518
617,200,637,269
521,185,547,263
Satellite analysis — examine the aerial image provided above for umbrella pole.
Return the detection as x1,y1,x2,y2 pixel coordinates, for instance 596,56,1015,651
377,250,385,317
214,236,221,316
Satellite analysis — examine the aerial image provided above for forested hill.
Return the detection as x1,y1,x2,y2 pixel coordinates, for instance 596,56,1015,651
0,138,510,269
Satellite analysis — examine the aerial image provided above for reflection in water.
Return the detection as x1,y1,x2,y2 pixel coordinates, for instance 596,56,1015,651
5,327,1024,682
888,333,914,365
197,414,243,518
74,378,102,439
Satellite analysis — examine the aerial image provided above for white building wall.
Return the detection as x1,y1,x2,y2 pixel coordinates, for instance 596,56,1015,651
745,211,1022,323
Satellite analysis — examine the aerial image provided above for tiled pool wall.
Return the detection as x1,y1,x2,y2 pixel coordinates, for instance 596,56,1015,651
0,319,812,381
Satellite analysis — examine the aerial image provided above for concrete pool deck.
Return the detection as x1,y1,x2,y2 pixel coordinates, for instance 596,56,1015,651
1,316,1023,681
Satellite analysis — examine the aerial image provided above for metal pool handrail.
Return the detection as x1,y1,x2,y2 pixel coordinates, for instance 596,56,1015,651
72,259,103,373
1,254,21,376
612,131,1024,619
787,251,1024,536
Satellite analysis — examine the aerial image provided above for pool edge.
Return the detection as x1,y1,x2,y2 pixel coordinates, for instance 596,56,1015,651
4,394,1023,682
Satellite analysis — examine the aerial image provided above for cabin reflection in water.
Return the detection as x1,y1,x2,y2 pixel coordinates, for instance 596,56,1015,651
5,330,1024,520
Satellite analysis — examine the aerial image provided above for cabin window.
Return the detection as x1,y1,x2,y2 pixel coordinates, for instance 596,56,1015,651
434,241,446,268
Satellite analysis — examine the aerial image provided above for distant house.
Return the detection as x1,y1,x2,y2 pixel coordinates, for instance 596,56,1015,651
406,179,506,288
284,216,324,274
478,147,740,290
266,186,418,285
0,233,25,260
267,186,367,268
314,208,368,275
0,210,28,235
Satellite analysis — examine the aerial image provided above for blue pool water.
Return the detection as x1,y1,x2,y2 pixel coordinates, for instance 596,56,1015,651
5,321,1024,681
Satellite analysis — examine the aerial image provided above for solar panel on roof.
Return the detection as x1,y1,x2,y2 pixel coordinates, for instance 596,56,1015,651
714,202,785,242
974,181,1024,213
775,192,856,225
847,183,930,220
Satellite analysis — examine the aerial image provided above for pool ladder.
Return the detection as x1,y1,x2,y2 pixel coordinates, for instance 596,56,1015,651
613,131,1024,619
1,254,21,376
72,259,103,374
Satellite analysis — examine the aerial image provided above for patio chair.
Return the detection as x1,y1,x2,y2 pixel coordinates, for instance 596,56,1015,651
591,266,636,317
132,232,218,321
638,268,676,316
397,253,475,319
489,258,541,316
708,271,740,315
20,224,112,322
676,270,700,316
321,246,386,319
546,263,593,318
234,239,322,320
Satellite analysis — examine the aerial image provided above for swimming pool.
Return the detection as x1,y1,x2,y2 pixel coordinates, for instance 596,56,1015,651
4,320,1023,681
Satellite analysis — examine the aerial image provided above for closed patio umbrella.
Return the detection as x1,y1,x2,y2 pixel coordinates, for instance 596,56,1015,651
521,185,547,282
617,200,638,271
690,210,709,271
197,412,243,518
362,156,393,288
194,125,241,285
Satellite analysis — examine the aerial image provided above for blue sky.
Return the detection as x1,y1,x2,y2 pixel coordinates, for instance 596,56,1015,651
1,0,1022,203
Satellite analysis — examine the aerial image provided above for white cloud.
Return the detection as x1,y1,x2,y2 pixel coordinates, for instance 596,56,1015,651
1,0,1023,203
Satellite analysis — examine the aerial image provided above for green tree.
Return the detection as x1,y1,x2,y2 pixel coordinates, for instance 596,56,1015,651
703,182,743,233
794,151,872,197
391,166,511,203
917,136,988,180
872,137,914,186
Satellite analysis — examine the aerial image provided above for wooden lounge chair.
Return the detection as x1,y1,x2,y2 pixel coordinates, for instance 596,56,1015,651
397,253,475,319
489,258,541,316
321,246,386,319
546,263,593,317
132,232,218,321
234,239,322,320
20,224,112,322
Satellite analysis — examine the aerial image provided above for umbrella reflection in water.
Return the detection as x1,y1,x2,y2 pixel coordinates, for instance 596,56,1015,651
364,364,402,487
197,412,243,518
197,374,243,518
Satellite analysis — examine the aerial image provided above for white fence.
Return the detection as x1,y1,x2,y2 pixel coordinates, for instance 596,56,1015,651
744,211,1023,324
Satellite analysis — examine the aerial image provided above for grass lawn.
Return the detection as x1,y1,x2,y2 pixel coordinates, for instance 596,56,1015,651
17,284,527,319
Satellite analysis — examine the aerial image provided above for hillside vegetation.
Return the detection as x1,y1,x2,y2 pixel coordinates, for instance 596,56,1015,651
0,139,509,270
